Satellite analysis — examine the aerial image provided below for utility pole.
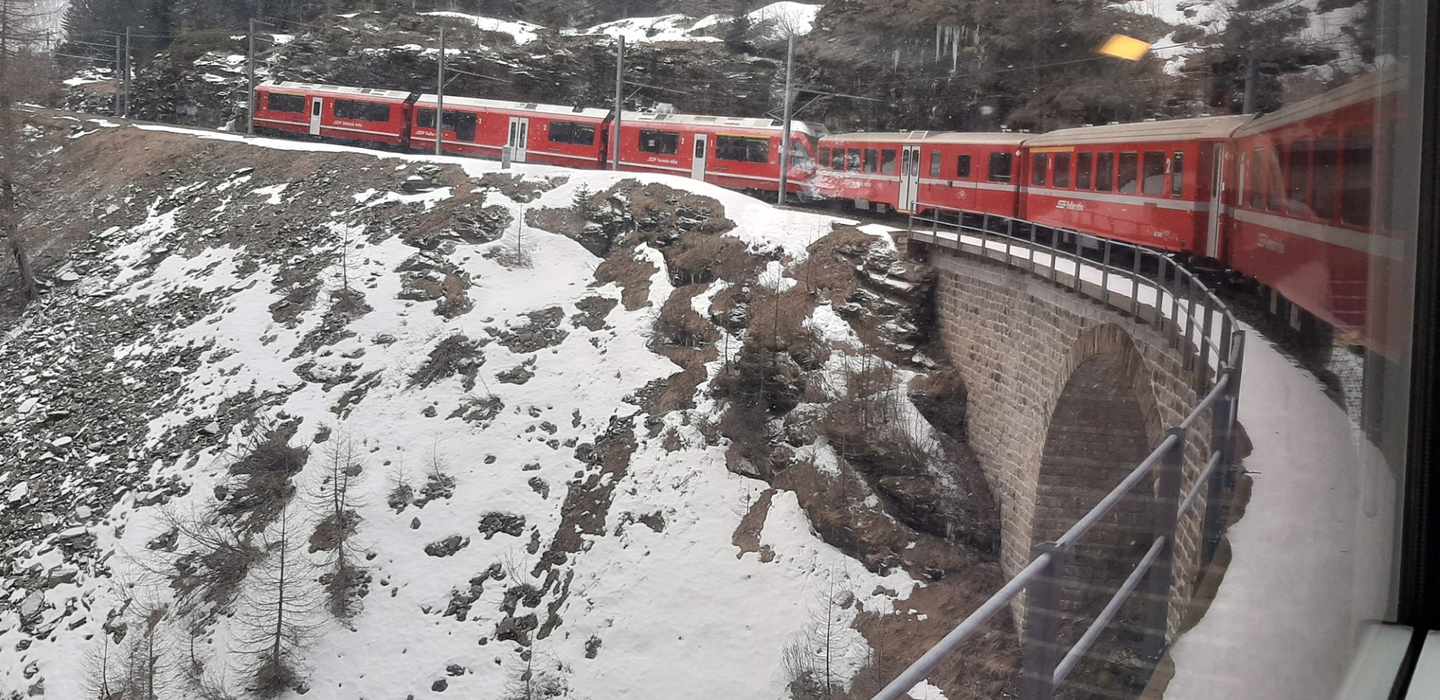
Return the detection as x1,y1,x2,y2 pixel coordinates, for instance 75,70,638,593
611,36,624,171
1242,51,1258,113
123,26,131,118
436,26,445,157
247,18,256,135
777,32,796,206
113,36,122,116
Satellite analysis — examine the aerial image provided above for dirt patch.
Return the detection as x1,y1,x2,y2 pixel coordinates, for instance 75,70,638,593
410,334,486,391
477,172,567,204
848,576,1020,699
497,306,569,354
571,296,618,331
594,247,658,311
731,489,776,558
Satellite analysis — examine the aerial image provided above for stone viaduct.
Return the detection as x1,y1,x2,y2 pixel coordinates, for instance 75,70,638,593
908,232,1222,645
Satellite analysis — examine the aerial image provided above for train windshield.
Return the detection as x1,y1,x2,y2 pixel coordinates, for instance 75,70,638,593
11,2,1438,699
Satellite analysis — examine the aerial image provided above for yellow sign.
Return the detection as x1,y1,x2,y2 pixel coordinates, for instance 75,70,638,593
1099,34,1152,61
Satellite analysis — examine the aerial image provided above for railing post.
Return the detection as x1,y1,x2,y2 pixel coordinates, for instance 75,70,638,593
1203,372,1234,563
1101,239,1112,308
1169,265,1182,350
1005,217,1015,265
1021,543,1069,700
1071,233,1084,294
1198,297,1215,385
1130,247,1141,318
1141,428,1185,663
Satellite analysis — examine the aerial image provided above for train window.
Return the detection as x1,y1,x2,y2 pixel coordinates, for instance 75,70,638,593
1266,147,1285,211
1170,152,1183,197
1313,134,1338,220
418,110,478,141
1077,152,1092,189
930,152,942,178
1031,154,1048,186
716,135,769,163
957,155,971,178
1247,147,1264,208
549,121,596,146
333,99,392,123
820,147,830,168
1142,152,1165,195
267,93,305,114
882,150,898,176
847,148,860,171
831,148,844,170
1286,140,1312,214
1341,129,1373,227
1096,152,1114,191
640,130,680,155
987,152,1012,182
865,149,879,173
1117,152,1139,194
1053,153,1071,188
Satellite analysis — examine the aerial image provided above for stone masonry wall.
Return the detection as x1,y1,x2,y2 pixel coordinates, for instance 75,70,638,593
924,244,1214,639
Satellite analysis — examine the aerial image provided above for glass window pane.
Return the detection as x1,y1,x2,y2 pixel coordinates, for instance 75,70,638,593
1077,152,1093,190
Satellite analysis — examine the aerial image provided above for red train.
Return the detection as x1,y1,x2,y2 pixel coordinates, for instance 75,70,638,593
251,81,822,196
815,71,1399,355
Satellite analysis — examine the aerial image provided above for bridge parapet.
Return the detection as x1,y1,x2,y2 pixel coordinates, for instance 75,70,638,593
875,208,1244,699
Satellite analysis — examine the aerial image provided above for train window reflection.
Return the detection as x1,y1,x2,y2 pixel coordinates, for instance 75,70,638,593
882,149,898,175
1342,130,1373,227
1096,152,1114,191
988,152,1012,182
1117,152,1139,194
957,154,971,178
1032,153,1048,186
1142,151,1165,195
1170,152,1183,197
1314,134,1338,220
1053,153,1070,188
1077,152,1092,190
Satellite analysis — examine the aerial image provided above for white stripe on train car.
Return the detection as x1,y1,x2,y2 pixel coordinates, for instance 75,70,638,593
1232,208,1403,259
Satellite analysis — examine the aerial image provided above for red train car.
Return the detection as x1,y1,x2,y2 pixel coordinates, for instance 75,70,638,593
1223,70,1403,351
253,82,415,148
254,81,821,196
816,132,1025,216
613,111,822,196
1016,115,1253,255
407,93,612,169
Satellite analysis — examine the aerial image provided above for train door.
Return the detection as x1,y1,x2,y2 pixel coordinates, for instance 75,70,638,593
508,117,529,163
1206,143,1226,258
692,134,708,181
308,97,322,136
899,145,921,213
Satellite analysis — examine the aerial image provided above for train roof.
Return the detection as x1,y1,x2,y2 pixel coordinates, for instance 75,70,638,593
1022,114,1255,146
260,81,413,102
821,131,1025,145
1234,68,1403,136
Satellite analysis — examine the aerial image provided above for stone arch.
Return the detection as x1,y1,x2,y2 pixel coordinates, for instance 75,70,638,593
1028,324,1169,685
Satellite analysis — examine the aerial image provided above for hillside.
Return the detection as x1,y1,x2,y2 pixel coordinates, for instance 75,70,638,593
0,111,1013,698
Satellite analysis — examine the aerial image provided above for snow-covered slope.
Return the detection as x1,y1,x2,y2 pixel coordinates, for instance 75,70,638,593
0,118,953,699
567,2,822,44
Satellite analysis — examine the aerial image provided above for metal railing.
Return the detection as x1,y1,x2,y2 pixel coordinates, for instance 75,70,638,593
874,205,1246,700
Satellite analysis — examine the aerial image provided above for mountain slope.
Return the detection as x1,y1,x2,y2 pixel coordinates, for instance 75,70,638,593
0,114,1013,698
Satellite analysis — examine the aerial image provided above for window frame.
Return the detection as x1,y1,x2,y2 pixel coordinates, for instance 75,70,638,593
267,93,306,114
715,135,771,163
548,121,597,147
1118,152,1140,194
1053,153,1072,189
958,154,972,179
1096,152,1115,191
988,152,1013,183
1077,152,1093,190
333,98,393,123
1143,151,1167,196
639,129,681,155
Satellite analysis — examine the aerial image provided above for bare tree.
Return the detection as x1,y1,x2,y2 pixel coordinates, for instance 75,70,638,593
308,430,366,619
235,504,323,698
782,568,857,699
0,0,44,303
86,596,171,700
